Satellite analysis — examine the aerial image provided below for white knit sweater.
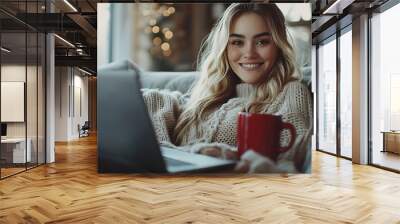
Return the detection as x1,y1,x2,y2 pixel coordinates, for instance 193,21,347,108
142,81,312,172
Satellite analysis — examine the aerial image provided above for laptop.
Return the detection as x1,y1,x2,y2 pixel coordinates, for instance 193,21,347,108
97,60,236,173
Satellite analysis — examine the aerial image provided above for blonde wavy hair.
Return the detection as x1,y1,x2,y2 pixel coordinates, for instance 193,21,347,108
174,3,300,144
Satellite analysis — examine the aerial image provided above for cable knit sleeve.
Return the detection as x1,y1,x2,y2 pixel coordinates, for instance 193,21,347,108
142,88,187,144
274,81,313,170
141,88,236,158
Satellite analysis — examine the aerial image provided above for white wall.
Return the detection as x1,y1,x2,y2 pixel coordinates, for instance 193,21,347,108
1,65,38,137
72,73,89,138
55,67,89,141
97,3,111,67
1,63,46,164
1,65,26,141
55,67,69,141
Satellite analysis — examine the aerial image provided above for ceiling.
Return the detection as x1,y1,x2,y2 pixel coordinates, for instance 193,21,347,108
1,0,98,73
0,0,392,74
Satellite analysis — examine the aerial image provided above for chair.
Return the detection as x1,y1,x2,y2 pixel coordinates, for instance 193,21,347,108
79,121,90,138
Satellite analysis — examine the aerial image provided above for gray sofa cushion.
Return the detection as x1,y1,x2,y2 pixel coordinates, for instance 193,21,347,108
104,60,309,93
140,71,199,93
140,68,310,93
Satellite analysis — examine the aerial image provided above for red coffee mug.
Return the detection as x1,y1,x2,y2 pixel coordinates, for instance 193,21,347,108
237,112,296,161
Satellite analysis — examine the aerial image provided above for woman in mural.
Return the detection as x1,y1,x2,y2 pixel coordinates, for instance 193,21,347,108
143,3,312,173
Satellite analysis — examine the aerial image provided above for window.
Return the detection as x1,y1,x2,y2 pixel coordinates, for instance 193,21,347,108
317,36,337,154
339,28,352,158
370,2,400,171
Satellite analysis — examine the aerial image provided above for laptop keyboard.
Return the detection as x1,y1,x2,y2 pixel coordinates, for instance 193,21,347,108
164,157,193,167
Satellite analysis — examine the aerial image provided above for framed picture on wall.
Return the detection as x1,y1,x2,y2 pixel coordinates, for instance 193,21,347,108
1,81,25,122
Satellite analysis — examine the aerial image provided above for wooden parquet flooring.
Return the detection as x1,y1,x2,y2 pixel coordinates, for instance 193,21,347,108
1,135,400,223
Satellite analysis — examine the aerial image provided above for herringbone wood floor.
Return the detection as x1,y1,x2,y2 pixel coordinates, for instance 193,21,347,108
1,135,400,223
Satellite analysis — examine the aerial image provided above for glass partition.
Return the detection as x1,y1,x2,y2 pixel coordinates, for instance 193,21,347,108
0,1,46,179
1,31,28,177
27,31,38,169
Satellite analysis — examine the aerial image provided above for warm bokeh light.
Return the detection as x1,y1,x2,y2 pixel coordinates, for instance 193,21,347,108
162,49,172,57
153,37,162,46
161,42,170,51
164,31,173,39
152,26,160,33
167,7,175,15
162,10,170,17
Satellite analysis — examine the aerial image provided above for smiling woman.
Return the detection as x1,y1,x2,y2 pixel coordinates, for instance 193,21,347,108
227,12,279,85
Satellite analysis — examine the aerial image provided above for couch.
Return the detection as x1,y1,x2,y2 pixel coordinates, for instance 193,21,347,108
141,67,311,94
141,71,198,93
